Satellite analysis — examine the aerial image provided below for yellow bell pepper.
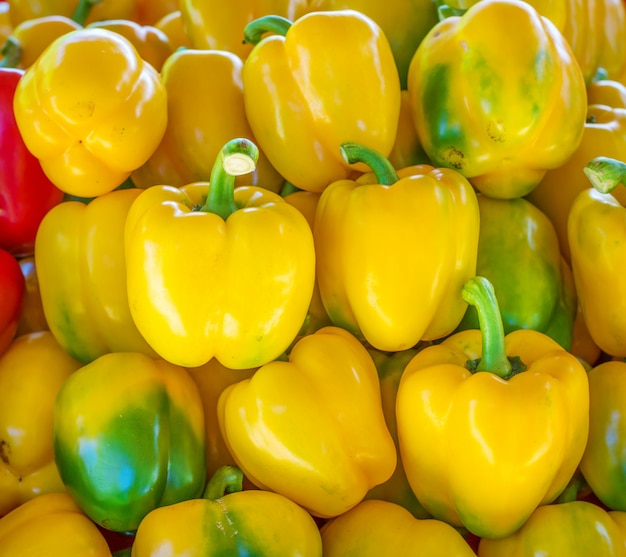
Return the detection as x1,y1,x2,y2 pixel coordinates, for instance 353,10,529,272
125,138,315,369
568,156,626,358
0,332,82,518
587,78,626,108
8,0,136,27
0,492,112,556
217,325,396,518
13,27,167,198
387,90,432,170
242,10,401,192
131,48,283,193
34,187,158,364
131,466,323,556
396,276,589,539
132,0,178,26
407,0,587,199
314,143,479,351
153,10,192,50
320,499,477,557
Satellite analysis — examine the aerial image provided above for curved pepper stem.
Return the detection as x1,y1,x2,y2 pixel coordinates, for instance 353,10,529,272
461,276,512,379
72,0,103,25
203,465,244,500
244,15,292,45
0,38,22,68
339,142,400,186
584,156,626,194
200,138,259,220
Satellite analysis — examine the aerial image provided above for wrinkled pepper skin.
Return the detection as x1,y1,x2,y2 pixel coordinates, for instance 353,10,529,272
0,492,112,556
53,352,207,533
0,248,23,356
131,466,323,557
125,139,315,370
321,499,477,557
408,0,587,199
242,10,401,192
579,361,626,511
455,194,576,350
0,68,63,257
478,501,626,556
396,277,589,539
218,326,396,519
0,332,82,517
35,188,158,365
13,28,167,198
314,144,479,351
131,48,283,193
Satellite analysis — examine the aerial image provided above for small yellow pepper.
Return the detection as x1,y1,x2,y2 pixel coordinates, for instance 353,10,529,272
13,27,167,198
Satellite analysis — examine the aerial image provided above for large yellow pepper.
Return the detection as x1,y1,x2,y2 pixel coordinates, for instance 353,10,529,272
35,188,158,364
218,326,396,518
13,27,167,198
131,466,323,556
407,0,587,199
125,138,315,369
131,48,283,193
242,10,401,192
314,143,479,351
0,492,112,556
0,332,82,517
396,276,589,539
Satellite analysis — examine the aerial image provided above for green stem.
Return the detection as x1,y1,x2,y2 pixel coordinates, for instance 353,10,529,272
244,15,292,45
280,180,301,197
339,142,399,186
200,138,259,219
0,38,22,68
584,156,626,194
202,466,244,500
461,276,512,378
72,0,103,26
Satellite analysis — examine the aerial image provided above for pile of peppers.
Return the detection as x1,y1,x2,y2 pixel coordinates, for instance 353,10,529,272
2,0,626,555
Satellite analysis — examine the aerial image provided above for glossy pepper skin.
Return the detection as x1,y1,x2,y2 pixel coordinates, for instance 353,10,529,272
0,492,112,556
568,157,626,357
0,248,23,356
218,326,396,519
53,352,207,533
131,466,323,557
35,188,158,365
314,143,479,351
454,194,576,350
580,361,626,512
125,139,315,369
13,28,168,198
242,10,401,192
131,48,283,193
0,68,63,256
0,332,82,517
321,499,477,557
396,276,590,539
408,0,587,199
478,501,626,556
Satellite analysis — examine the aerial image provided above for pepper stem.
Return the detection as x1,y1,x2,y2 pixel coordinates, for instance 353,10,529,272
244,15,292,45
72,0,103,26
203,466,244,500
461,276,512,378
584,156,626,194
339,142,400,186
0,38,22,68
200,138,259,219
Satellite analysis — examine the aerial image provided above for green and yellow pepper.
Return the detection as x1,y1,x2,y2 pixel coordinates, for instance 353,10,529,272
396,276,589,538
0,332,82,517
125,138,315,369
314,143,479,351
35,187,158,365
13,27,167,198
218,326,396,519
242,10,401,192
53,352,206,533
131,466,323,556
407,0,587,199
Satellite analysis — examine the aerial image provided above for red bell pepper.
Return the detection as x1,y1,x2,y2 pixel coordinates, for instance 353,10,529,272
0,68,63,257
0,248,24,356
